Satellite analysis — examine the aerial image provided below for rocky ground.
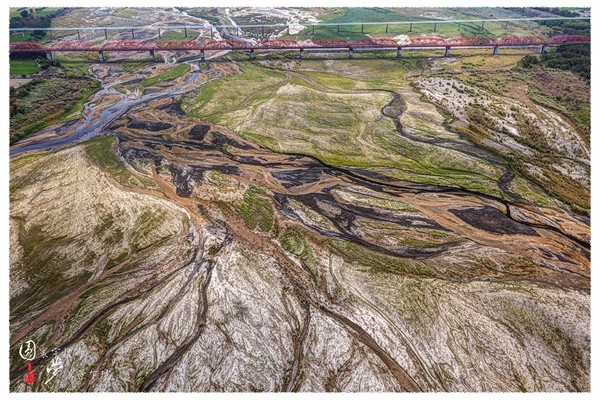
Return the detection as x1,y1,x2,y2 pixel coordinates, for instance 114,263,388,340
9,9,590,394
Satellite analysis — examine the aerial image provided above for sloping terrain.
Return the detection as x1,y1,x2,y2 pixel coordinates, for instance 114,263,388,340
9,8,590,394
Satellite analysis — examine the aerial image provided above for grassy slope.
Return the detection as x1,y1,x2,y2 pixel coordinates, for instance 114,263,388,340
427,52,589,210
85,135,157,189
188,64,287,121
10,77,100,144
142,64,191,87
189,60,504,198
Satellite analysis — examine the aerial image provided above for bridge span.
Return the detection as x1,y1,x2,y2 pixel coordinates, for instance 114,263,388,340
10,35,590,62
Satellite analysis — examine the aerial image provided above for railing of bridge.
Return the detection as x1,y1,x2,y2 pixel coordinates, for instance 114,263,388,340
9,35,590,53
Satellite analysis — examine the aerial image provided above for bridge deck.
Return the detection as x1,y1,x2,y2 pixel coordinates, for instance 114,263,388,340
9,35,590,53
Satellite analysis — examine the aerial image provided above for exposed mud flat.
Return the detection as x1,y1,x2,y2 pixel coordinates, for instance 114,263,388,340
9,49,590,392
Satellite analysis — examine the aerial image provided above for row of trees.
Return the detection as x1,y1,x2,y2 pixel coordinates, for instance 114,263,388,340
518,44,590,81
10,8,63,42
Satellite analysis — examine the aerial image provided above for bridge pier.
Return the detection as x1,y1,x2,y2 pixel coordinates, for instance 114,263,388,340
200,50,205,62
385,24,388,33
434,23,437,32
299,48,304,60
158,28,161,38
540,44,548,54
409,23,412,32
131,29,135,39
396,47,402,58
444,46,451,57
250,49,255,60
493,45,499,56
184,27,187,37
45,51,53,61
77,30,80,40
98,51,105,63
149,50,156,62
104,29,108,40
348,49,353,59
458,22,461,31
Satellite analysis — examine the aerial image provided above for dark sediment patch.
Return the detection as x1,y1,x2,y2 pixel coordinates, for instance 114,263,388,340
232,155,264,165
272,169,323,188
121,77,143,85
169,165,194,197
157,101,186,116
167,164,240,196
539,249,577,264
189,124,211,141
211,131,254,150
121,145,164,166
450,206,538,235
127,118,173,132
273,191,453,258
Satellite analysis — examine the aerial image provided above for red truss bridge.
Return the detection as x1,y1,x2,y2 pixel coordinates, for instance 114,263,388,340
10,35,590,62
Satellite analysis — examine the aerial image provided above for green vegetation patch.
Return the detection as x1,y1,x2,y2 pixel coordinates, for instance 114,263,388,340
329,239,436,277
10,76,100,144
294,58,414,90
85,135,154,189
9,59,41,76
142,64,191,87
189,64,287,122
10,219,93,320
519,44,590,81
280,229,318,278
9,7,62,42
236,188,275,233
122,60,153,72
188,63,503,198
